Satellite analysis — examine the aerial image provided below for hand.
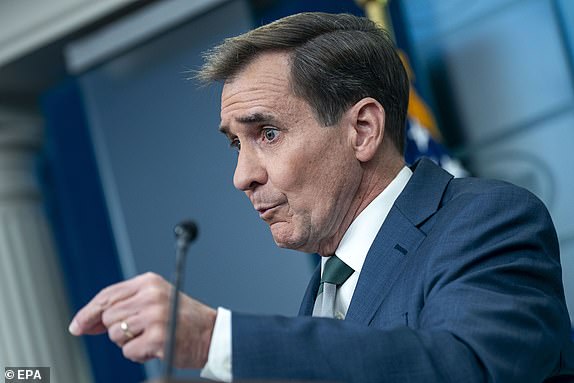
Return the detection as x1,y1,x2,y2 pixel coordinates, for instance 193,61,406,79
68,272,217,368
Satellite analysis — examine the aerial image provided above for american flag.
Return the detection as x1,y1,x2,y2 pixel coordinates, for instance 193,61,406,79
404,117,468,178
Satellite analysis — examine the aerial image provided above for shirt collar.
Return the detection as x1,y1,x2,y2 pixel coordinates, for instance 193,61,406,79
322,166,413,274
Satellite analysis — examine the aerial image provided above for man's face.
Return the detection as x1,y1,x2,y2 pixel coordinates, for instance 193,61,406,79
219,52,362,255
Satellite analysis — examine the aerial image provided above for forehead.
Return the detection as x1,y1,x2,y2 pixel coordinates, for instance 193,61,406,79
220,52,300,128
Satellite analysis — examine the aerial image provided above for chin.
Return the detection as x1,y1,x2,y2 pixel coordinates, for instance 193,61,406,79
270,223,309,252
271,234,300,250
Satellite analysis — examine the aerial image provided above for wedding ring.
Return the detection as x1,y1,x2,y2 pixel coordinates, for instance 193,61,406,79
120,321,135,339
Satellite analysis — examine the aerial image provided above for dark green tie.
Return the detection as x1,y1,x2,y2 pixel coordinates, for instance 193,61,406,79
313,255,354,317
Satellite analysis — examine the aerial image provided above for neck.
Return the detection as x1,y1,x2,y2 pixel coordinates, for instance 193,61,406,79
316,153,405,257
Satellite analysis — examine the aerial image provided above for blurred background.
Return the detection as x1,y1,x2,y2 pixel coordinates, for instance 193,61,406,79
0,0,572,381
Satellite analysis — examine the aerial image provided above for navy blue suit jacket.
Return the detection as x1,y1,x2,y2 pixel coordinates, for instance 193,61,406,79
232,159,573,382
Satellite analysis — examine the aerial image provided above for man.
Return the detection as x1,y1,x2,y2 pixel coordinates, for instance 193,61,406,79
69,13,573,382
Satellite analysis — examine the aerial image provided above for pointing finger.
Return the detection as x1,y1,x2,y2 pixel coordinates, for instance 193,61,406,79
69,278,140,335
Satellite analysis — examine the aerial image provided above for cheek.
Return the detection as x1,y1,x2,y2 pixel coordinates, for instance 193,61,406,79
268,154,308,193
311,154,361,215
285,152,356,210
268,130,357,211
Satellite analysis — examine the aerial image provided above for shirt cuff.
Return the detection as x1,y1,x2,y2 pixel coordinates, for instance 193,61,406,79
200,307,232,382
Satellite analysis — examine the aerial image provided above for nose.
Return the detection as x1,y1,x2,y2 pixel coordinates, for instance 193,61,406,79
233,146,267,191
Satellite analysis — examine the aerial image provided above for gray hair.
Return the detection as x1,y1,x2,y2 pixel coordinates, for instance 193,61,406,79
197,12,409,153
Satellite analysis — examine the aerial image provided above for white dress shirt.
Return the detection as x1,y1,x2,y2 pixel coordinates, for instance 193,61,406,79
201,166,413,381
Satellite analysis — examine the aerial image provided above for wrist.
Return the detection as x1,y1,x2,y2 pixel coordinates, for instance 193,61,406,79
199,307,218,367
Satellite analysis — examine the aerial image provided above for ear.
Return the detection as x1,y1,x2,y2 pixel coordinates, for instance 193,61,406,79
348,97,385,162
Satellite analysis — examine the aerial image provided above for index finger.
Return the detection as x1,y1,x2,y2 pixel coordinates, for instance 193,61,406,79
69,278,140,335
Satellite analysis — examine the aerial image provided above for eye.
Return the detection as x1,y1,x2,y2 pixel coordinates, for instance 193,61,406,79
263,128,279,142
230,138,241,152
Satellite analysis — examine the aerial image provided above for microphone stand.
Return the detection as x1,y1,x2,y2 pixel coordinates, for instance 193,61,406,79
161,221,197,381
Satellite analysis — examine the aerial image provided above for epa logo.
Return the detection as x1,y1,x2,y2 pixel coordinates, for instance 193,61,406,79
5,367,49,382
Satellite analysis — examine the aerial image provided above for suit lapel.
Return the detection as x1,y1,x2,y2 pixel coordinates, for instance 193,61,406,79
298,262,321,316
345,159,453,325
345,208,425,324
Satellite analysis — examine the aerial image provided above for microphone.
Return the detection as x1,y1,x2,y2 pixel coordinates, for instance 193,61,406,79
163,220,198,380
174,221,198,252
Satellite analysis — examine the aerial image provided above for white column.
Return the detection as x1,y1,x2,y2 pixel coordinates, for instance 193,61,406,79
0,107,93,383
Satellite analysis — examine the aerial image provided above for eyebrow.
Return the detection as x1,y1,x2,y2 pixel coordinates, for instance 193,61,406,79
219,112,278,136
